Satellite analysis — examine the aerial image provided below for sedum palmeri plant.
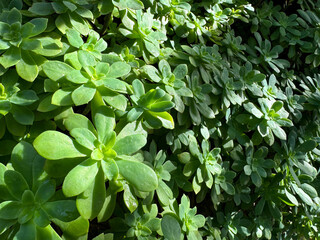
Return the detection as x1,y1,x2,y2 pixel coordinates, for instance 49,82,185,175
0,0,319,239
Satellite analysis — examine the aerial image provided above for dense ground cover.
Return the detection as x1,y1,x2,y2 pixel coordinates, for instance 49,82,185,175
0,0,319,239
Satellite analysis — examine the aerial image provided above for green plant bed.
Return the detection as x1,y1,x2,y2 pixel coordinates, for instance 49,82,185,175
0,0,319,239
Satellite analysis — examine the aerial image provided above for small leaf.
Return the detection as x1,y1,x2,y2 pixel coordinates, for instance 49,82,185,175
33,131,86,160
10,90,38,106
62,159,99,197
66,29,83,48
93,106,115,144
77,168,106,220
113,134,146,155
0,201,21,219
29,2,55,15
4,170,29,200
35,180,55,204
42,61,74,81
43,200,79,222
70,128,97,150
72,85,96,106
117,159,158,192
106,62,131,78
14,221,36,240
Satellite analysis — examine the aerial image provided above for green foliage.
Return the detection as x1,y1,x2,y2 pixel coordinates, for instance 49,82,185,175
0,0,320,239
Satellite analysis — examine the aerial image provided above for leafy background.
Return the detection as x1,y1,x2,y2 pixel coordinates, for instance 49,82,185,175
0,0,320,239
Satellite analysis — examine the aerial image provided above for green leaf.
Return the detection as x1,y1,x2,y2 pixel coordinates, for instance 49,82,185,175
4,170,29,200
113,134,146,155
0,201,21,219
161,214,181,240
43,200,78,222
42,61,74,81
16,50,38,82
29,2,55,15
285,189,299,206
35,180,55,204
93,106,115,144
14,221,36,240
77,168,106,220
11,105,34,125
33,37,63,57
11,141,45,189
69,12,89,35
173,64,188,79
101,158,118,181
10,90,38,106
52,89,73,106
296,140,317,152
72,85,96,106
132,79,145,97
117,159,158,192
66,29,83,48
63,158,99,197
29,18,48,37
33,131,87,160
106,62,131,78
66,70,89,84
146,111,174,129
271,124,287,140
102,78,127,93
102,92,127,111
127,107,144,122
97,189,116,223
70,128,97,150
123,184,138,212
64,113,96,133
0,47,21,68
54,216,89,237
21,39,41,51
143,65,161,82
0,100,11,115
7,8,22,24
251,172,262,187
78,50,96,67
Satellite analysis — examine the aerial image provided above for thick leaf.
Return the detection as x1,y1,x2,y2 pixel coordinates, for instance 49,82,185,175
106,62,131,78
11,141,45,189
33,131,86,160
70,128,97,150
53,216,89,237
35,180,56,204
10,90,38,106
113,134,146,155
66,29,83,48
14,220,36,240
117,159,158,192
161,214,181,240
11,105,34,125
0,47,21,68
43,200,79,222
29,18,48,37
0,201,21,219
93,106,115,144
97,188,116,223
72,85,96,106
64,113,96,133
123,184,138,212
76,168,106,220
78,50,96,67
29,2,55,15
101,158,118,181
4,170,29,200
42,61,74,81
63,158,99,197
